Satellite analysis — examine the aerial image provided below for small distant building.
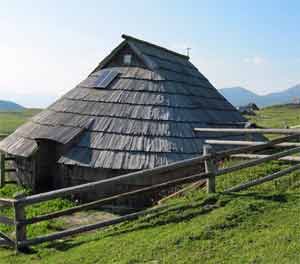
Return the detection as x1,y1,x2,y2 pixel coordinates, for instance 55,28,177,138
238,103,259,115
292,96,300,104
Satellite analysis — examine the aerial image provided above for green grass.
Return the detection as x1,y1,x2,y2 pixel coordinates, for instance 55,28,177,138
0,105,299,263
0,184,74,239
0,109,41,134
0,163,299,264
247,104,300,129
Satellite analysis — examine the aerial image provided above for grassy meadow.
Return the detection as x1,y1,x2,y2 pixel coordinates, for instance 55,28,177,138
0,105,299,263
246,104,300,128
0,109,41,134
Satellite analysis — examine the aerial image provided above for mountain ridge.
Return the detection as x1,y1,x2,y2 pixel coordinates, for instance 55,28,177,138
0,100,25,112
219,84,300,107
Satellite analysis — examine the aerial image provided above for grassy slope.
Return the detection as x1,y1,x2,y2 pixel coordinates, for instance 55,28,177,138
247,104,300,128
0,105,299,263
0,109,41,134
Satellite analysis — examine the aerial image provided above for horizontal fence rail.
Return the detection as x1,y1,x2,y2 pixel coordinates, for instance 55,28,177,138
14,134,300,206
0,133,300,251
205,140,300,148
21,144,300,225
224,163,300,193
22,171,211,225
0,198,15,207
18,204,172,248
231,154,300,162
194,128,300,134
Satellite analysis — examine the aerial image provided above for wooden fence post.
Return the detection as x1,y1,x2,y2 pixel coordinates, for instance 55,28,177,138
0,152,5,188
203,144,217,193
14,203,27,252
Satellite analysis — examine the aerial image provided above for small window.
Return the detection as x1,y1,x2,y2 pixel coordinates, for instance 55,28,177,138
123,54,132,65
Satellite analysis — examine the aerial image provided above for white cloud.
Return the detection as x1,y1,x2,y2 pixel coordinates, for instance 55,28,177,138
243,56,266,65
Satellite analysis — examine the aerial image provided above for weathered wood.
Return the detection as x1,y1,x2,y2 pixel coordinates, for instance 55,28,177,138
16,157,209,206
16,134,299,206
218,146,300,176
0,215,15,225
0,198,15,207
231,154,300,162
205,140,300,148
203,145,217,193
0,153,5,188
0,231,14,246
23,171,210,225
212,134,299,161
195,127,300,134
224,163,300,193
23,144,300,225
18,204,171,247
14,203,27,251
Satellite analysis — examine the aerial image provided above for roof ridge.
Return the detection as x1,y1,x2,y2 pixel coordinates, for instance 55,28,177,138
122,34,190,60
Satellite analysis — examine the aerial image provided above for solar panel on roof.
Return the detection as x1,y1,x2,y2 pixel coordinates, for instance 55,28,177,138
96,70,119,88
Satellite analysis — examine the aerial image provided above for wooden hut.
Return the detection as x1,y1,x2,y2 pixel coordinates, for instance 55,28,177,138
238,103,260,115
0,35,250,203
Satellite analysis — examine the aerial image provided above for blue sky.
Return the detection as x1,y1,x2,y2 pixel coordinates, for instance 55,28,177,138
0,0,299,107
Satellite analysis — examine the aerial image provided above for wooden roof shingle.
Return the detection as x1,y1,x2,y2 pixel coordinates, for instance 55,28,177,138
0,35,249,168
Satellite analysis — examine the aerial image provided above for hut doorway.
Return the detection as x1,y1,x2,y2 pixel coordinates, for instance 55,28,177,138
35,139,60,192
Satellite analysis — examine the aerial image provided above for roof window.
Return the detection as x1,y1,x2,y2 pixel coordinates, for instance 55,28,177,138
123,54,132,65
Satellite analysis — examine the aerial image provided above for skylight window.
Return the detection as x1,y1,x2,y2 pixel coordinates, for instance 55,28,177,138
95,69,119,89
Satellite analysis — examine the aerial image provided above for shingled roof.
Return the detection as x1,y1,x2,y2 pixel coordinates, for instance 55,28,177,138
0,35,247,170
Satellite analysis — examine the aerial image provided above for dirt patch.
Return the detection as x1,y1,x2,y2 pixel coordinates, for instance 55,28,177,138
59,210,117,229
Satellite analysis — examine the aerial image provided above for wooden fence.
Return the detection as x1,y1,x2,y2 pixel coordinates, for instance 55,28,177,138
0,130,300,251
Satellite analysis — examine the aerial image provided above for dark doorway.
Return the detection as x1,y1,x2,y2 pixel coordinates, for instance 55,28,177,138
35,139,59,192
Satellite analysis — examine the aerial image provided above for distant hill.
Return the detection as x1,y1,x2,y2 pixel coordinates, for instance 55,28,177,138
0,100,25,112
219,84,300,107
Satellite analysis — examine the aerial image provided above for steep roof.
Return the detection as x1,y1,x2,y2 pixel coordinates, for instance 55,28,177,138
0,35,247,170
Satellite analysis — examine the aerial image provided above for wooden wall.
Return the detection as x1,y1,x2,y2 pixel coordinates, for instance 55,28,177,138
10,142,205,208
12,156,36,190
11,139,61,193
58,162,204,207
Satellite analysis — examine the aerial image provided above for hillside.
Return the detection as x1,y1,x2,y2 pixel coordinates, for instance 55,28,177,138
0,109,41,134
0,105,299,263
0,100,24,112
219,84,300,107
247,104,300,130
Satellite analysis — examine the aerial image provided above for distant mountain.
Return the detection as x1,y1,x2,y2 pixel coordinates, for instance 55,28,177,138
219,84,300,107
0,100,25,112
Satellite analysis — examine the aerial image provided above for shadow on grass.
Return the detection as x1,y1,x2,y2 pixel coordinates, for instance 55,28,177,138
44,239,87,252
32,191,299,252
39,195,224,252
102,195,226,238
222,192,295,203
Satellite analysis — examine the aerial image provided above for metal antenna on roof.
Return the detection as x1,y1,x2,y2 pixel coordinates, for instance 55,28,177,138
186,48,191,57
